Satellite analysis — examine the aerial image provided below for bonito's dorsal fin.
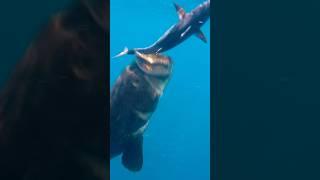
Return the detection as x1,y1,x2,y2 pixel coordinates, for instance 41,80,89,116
173,2,186,20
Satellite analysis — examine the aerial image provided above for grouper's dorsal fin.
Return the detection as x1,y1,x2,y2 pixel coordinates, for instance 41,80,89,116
173,2,186,20
122,135,144,172
195,29,207,43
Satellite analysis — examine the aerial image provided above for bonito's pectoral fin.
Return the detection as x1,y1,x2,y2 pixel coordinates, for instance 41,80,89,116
195,29,207,43
122,135,144,172
173,2,186,20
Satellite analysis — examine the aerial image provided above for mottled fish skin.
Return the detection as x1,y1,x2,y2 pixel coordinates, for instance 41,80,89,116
113,0,210,58
110,53,172,171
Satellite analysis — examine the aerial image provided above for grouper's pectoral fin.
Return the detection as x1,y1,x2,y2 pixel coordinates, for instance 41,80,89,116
173,2,186,20
195,29,207,43
122,135,144,172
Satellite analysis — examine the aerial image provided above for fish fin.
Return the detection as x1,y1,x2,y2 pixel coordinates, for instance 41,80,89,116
113,47,129,58
195,29,207,43
122,135,143,172
173,2,186,20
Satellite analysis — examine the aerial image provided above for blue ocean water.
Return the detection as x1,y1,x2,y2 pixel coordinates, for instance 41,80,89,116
110,0,211,179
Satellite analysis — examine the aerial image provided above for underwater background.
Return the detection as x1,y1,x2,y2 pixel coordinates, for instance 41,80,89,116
111,0,210,179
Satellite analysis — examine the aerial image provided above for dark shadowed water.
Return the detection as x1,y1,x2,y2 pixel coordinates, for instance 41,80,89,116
0,0,69,87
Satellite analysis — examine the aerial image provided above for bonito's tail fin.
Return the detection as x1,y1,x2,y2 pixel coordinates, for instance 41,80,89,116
113,47,135,58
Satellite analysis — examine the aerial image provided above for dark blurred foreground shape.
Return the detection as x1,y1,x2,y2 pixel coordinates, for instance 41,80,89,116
0,0,109,179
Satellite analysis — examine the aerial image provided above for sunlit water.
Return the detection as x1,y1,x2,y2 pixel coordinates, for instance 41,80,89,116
110,0,211,179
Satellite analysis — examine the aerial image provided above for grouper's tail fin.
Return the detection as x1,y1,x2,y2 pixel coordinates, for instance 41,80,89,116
112,47,135,58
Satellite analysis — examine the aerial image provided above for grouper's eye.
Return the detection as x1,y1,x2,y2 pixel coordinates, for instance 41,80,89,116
135,52,173,77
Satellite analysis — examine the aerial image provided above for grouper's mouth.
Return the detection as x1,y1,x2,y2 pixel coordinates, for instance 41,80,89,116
135,51,173,77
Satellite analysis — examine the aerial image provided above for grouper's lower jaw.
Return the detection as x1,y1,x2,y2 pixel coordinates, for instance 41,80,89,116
135,51,173,78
